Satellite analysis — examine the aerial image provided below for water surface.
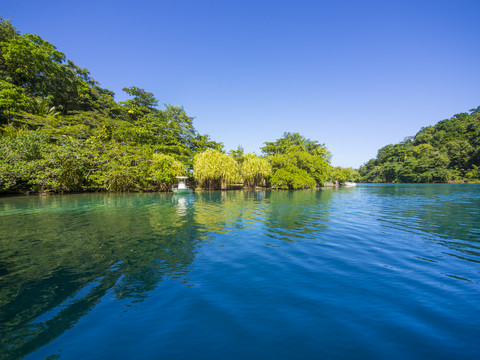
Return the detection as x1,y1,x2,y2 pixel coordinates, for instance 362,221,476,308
1,185,479,359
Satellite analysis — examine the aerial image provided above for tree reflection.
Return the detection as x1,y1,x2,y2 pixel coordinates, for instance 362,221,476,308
0,193,202,359
262,190,334,242
193,191,268,234
0,189,335,359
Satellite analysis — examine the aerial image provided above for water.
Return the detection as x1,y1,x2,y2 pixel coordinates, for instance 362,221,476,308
0,185,479,359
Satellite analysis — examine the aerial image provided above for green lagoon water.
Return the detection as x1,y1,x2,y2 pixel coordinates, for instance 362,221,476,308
0,184,479,359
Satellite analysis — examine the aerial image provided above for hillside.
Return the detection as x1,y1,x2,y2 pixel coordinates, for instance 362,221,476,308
359,108,480,182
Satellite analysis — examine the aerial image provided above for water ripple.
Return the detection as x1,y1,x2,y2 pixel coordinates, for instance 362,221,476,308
1,186,479,359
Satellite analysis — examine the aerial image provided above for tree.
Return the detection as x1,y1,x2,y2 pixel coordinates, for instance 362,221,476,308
0,80,31,124
148,153,185,191
262,133,331,189
0,19,226,194
330,167,359,183
1,28,117,116
262,132,331,159
1,34,65,96
240,153,271,187
0,17,19,44
269,165,316,189
466,165,480,180
0,17,20,81
359,108,480,183
229,146,245,163
120,86,158,120
193,149,240,190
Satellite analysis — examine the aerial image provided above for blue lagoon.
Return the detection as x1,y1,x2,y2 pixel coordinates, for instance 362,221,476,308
0,184,479,359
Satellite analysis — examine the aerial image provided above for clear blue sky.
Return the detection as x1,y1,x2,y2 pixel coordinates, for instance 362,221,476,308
2,0,480,168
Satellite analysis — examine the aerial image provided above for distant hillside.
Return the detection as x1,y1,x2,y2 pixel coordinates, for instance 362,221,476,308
359,107,480,183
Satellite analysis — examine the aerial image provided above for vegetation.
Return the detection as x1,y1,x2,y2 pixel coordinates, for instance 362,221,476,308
330,166,359,183
192,134,335,190
359,108,480,183
0,18,348,194
0,18,222,194
193,149,240,190
262,132,331,189
240,153,272,187
6,17,475,193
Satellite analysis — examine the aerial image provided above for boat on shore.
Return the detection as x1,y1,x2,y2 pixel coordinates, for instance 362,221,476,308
341,181,357,187
172,176,193,194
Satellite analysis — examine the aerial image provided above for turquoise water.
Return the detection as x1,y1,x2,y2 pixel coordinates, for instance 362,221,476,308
1,185,479,359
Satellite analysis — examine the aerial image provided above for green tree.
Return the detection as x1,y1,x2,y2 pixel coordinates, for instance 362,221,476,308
120,86,159,120
0,80,31,124
148,153,185,191
1,29,116,116
229,146,245,163
359,109,480,183
240,153,271,187
1,34,65,96
0,19,227,194
193,149,240,190
330,166,359,183
466,165,480,181
269,165,316,189
0,17,19,44
262,133,331,189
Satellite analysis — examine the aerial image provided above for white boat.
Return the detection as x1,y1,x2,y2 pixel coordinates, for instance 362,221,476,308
172,176,193,194
342,181,357,187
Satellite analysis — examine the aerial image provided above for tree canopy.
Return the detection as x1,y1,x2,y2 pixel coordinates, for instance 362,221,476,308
359,109,480,183
193,149,240,190
6,17,475,194
0,18,222,194
0,19,345,194
262,132,331,189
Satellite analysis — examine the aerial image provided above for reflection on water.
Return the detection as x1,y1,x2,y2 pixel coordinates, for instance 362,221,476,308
0,186,479,359
263,190,333,242
1,191,296,358
193,191,275,235
0,193,202,359
172,194,195,216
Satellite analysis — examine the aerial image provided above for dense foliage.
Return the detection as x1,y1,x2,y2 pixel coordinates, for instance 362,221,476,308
330,166,359,183
262,132,332,189
0,18,222,194
193,149,240,190
239,153,272,187
2,18,478,192
0,18,360,193
359,108,480,183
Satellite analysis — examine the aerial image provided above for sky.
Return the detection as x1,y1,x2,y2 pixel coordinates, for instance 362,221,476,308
2,0,480,168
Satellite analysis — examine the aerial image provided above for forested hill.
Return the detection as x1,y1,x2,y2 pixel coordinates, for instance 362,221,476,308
0,18,223,194
359,107,480,183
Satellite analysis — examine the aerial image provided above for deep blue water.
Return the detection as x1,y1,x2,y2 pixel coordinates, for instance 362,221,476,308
1,184,479,359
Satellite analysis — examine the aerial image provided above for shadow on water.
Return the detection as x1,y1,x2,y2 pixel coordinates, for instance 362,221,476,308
0,193,204,359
